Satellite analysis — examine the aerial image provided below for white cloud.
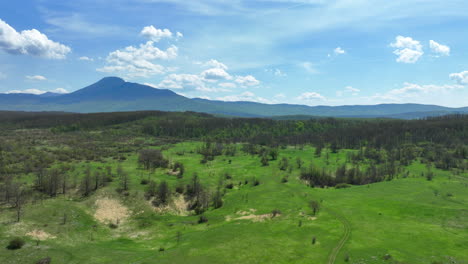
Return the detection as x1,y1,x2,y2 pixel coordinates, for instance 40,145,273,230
216,91,271,103
429,40,450,56
176,32,183,39
449,71,468,85
390,36,423,63
157,73,205,90
301,62,318,74
334,47,345,55
373,82,463,102
265,68,287,77
5,87,68,95
140,25,173,42
97,41,177,78
26,75,47,81
52,88,69,94
219,82,237,88
345,86,360,93
0,19,71,59
274,93,286,99
202,68,232,80
78,56,93,61
235,75,260,87
203,59,228,70
297,92,326,101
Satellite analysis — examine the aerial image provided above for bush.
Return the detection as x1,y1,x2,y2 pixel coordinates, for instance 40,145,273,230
253,178,260,186
225,183,234,189
6,238,25,250
140,179,149,185
198,215,208,224
108,223,118,229
335,183,351,189
271,209,281,217
36,257,51,264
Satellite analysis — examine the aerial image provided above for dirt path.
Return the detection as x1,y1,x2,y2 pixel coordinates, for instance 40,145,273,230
326,208,351,264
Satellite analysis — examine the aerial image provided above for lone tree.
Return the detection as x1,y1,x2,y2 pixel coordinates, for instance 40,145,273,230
279,157,289,171
153,180,171,207
309,200,320,216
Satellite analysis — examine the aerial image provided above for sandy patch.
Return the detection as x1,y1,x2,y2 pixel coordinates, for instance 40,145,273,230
26,230,56,240
94,198,130,224
226,209,278,222
167,170,180,176
236,214,274,222
153,195,189,216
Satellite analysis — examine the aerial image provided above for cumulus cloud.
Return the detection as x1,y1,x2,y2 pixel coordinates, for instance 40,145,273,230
390,36,423,63
140,25,173,42
26,75,47,81
97,41,177,78
235,75,260,87
429,40,450,56
334,47,345,55
216,91,271,103
78,56,93,61
449,71,468,85
202,68,232,80
5,87,69,95
0,19,71,59
157,73,205,90
297,92,325,101
219,82,236,88
203,59,228,70
52,88,69,94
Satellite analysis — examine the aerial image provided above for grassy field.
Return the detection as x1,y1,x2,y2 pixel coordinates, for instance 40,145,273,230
0,142,467,264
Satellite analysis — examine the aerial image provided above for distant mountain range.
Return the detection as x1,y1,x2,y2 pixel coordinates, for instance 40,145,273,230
1,77,467,119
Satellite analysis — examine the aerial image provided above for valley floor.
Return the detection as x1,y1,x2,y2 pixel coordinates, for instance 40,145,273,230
1,143,467,264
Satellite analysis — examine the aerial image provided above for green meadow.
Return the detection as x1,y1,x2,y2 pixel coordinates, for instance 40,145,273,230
1,142,466,264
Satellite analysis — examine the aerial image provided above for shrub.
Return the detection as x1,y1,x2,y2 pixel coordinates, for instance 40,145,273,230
383,254,392,260
198,215,208,224
36,257,51,264
108,223,118,229
253,178,260,186
335,183,351,189
311,236,316,245
225,183,234,189
6,238,25,250
140,179,149,185
271,209,281,217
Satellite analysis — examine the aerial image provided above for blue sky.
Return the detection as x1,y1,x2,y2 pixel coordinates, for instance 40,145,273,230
0,0,467,107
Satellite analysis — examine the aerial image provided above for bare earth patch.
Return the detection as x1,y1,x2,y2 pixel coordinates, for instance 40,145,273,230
226,209,278,222
153,195,189,216
94,198,130,224
26,230,56,240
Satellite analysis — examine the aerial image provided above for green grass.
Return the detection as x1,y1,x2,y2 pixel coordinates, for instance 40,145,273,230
0,142,466,264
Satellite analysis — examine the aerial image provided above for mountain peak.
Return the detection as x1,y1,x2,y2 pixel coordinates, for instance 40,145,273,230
96,76,125,85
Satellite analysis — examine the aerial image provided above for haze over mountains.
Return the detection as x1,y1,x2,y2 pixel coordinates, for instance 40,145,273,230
1,77,467,119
